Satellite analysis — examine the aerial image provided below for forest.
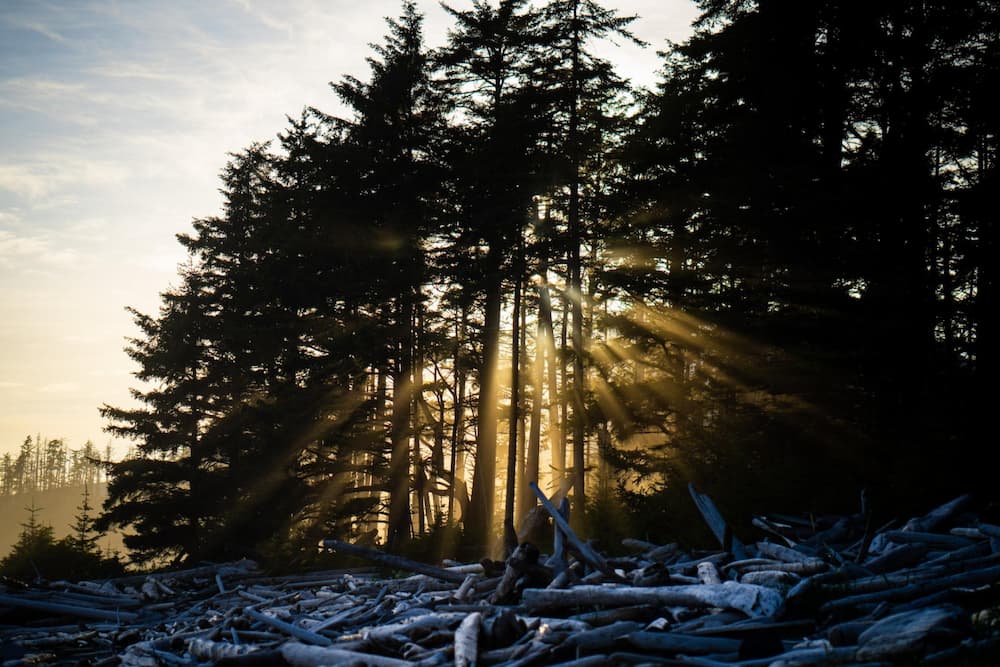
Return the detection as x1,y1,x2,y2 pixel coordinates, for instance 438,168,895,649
95,0,998,568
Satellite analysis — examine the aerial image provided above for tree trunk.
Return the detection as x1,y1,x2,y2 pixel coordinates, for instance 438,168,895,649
387,298,414,551
503,260,523,556
567,0,587,523
466,254,503,553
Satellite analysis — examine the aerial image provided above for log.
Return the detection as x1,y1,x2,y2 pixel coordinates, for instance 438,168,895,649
856,605,968,660
901,495,971,533
320,539,467,584
625,630,742,655
521,582,782,618
529,482,611,575
820,563,1000,613
697,561,723,585
689,484,747,559
882,530,975,550
739,570,800,593
0,593,138,622
280,642,416,667
755,542,814,564
187,639,260,660
243,607,332,646
454,612,481,667
561,620,643,650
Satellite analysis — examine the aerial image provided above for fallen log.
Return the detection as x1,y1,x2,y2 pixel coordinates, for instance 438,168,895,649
625,630,743,655
856,605,969,660
320,539,467,584
280,642,417,667
521,582,783,618
0,593,138,622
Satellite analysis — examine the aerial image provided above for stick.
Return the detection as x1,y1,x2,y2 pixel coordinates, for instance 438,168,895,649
320,539,467,584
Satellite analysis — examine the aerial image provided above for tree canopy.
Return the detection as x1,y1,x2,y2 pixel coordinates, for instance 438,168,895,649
99,0,998,565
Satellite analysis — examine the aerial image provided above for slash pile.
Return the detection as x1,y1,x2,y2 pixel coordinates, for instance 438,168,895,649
1,486,999,666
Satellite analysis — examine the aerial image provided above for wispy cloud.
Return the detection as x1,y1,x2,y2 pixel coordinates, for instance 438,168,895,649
38,382,81,394
0,229,80,267
2,15,69,44
0,156,129,200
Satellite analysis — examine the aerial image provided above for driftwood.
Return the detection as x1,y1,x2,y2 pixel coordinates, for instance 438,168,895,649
320,538,467,583
521,582,783,618
2,491,998,666
689,483,748,559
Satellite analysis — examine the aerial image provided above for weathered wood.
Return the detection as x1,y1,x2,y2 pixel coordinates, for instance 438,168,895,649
689,483,748,559
243,606,332,646
0,592,138,622
320,539,467,584
626,630,742,654
522,582,782,618
454,611,482,667
187,638,260,660
902,495,972,533
562,620,643,650
820,563,1000,613
697,561,723,585
280,642,417,667
856,605,968,660
882,530,975,550
530,482,611,575
756,542,814,564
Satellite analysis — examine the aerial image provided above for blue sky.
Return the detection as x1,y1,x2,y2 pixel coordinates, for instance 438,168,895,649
0,0,697,458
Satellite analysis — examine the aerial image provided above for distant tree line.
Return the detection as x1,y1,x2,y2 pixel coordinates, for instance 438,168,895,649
98,0,997,566
1,436,109,497
0,491,123,581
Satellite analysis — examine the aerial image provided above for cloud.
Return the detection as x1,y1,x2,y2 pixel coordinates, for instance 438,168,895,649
0,229,81,267
38,382,81,394
0,156,129,200
0,229,46,256
2,15,69,44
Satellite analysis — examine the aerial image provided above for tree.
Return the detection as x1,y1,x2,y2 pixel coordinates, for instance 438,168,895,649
437,0,548,552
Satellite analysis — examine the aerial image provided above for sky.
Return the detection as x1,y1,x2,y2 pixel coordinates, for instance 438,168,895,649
0,0,699,459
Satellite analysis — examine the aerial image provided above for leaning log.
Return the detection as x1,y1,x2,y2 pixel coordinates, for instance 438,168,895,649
689,483,748,559
530,482,612,575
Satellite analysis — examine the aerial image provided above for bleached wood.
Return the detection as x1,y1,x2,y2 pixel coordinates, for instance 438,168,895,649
281,642,416,667
454,611,482,667
521,581,782,618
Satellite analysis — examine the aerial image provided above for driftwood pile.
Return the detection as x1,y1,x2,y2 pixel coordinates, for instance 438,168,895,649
2,484,999,666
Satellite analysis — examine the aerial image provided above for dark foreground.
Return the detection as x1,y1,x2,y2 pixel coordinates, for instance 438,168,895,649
1,489,999,666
